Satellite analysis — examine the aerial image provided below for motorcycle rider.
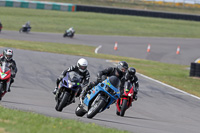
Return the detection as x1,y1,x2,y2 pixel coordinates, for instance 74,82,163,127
0,49,17,92
0,20,2,33
81,61,128,100
53,58,90,99
23,21,31,31
66,27,75,35
125,67,139,101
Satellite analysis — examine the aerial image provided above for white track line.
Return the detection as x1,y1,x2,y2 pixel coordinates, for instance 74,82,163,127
95,45,102,54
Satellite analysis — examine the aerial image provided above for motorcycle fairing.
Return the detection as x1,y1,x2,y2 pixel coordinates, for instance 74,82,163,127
83,78,120,111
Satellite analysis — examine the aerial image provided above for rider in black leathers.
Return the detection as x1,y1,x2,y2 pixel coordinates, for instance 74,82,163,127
81,61,128,99
0,20,2,33
0,49,17,92
53,58,90,98
125,67,139,101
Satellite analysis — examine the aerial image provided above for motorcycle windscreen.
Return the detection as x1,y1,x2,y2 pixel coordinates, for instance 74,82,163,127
108,76,120,89
1,62,10,73
124,81,133,92
68,71,81,84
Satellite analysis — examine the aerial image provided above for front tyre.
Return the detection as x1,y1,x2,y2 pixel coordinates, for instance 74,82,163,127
19,28,23,33
87,99,106,119
63,33,67,37
120,99,128,117
56,92,70,112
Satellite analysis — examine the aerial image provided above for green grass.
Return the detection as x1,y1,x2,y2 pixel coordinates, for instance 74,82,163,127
1,7,200,38
0,6,200,133
0,39,199,97
0,106,128,133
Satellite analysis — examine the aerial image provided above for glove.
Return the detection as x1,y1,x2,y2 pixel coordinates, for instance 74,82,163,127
58,75,64,81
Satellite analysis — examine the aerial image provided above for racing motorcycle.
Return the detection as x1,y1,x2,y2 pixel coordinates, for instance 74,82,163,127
55,71,81,112
19,25,31,33
0,61,11,101
75,76,121,119
0,25,2,33
116,81,134,117
63,29,75,38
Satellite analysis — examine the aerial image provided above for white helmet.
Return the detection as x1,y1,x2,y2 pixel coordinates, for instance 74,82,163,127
77,58,88,73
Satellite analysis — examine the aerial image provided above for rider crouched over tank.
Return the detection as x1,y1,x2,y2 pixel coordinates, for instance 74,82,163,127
125,67,139,101
0,49,17,92
81,61,128,100
53,58,90,101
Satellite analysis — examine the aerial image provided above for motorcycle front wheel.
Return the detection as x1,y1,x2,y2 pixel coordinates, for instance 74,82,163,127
55,92,70,112
19,28,23,33
120,99,128,117
87,98,106,119
0,83,4,101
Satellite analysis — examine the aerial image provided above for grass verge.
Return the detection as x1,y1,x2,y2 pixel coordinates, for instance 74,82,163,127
0,38,199,97
0,106,128,133
1,7,200,38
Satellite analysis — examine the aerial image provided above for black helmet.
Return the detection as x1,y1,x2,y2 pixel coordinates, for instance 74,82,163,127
117,61,128,74
127,67,136,76
125,67,136,80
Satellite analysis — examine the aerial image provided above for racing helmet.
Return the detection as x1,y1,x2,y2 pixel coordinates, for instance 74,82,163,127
77,58,88,73
3,49,13,61
125,67,136,80
117,61,128,74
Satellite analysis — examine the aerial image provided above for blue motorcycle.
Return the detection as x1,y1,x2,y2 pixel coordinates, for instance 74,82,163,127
75,76,121,119
55,71,81,112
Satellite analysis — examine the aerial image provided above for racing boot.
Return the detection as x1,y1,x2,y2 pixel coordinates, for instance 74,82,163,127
81,90,87,101
133,92,138,101
52,87,58,95
8,78,14,92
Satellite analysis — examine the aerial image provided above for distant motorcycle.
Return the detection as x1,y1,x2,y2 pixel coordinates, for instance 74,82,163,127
55,71,82,112
0,61,11,101
0,25,2,33
116,81,134,117
75,76,121,119
63,28,75,38
19,25,31,33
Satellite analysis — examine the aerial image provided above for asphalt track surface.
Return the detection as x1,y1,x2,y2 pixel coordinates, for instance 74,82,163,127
0,31,200,133
0,30,200,65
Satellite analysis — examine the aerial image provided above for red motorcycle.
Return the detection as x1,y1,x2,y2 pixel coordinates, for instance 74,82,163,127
0,61,11,101
116,81,134,116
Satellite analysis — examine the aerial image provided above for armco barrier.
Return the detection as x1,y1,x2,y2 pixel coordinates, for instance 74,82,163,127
76,5,200,21
0,0,76,11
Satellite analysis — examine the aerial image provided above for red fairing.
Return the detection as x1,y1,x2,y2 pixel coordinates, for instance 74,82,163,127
0,69,11,82
116,82,135,115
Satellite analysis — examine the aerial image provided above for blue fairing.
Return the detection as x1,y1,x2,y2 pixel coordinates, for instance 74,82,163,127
83,77,120,111
60,72,81,91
